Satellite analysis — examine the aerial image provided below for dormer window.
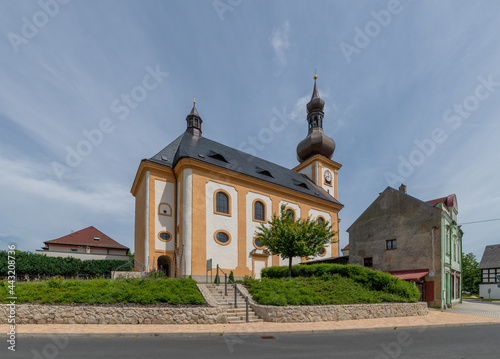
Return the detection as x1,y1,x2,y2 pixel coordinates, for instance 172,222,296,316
94,236,100,241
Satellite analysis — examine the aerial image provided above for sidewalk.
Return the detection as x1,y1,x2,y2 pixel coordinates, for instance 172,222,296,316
3,309,500,337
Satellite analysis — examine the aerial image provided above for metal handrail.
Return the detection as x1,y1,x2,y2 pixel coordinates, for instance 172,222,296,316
216,264,250,322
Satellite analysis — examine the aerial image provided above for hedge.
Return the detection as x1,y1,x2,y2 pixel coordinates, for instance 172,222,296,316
261,263,420,301
0,251,132,277
0,277,205,305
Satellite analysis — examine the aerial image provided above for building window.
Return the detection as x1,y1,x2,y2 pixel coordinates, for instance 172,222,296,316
253,200,265,222
318,247,326,257
482,269,499,283
158,203,172,216
71,249,77,252
253,237,265,250
285,208,295,222
158,231,172,242
214,230,231,246
317,216,325,225
386,239,397,250
363,257,373,267
214,190,230,215
445,226,450,254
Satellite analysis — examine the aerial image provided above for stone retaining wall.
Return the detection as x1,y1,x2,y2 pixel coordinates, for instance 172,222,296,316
236,284,428,323
0,304,226,325
111,271,144,279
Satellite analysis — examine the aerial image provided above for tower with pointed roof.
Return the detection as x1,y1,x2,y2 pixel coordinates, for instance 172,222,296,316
293,72,341,201
186,97,202,137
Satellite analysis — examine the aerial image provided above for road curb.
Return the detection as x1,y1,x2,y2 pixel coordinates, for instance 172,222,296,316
14,321,500,338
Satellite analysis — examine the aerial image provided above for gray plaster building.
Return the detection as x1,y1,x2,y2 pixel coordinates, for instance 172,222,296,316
347,185,462,308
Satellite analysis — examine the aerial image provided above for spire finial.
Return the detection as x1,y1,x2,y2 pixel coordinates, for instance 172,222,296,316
193,95,196,104
313,68,317,80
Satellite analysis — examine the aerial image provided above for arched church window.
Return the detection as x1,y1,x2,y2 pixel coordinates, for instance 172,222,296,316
285,208,295,222
253,201,265,222
214,190,230,215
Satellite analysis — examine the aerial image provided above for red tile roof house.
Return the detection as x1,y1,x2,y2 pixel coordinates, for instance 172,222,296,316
36,226,130,261
341,244,349,256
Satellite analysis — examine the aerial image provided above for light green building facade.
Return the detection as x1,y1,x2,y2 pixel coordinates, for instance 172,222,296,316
434,196,463,308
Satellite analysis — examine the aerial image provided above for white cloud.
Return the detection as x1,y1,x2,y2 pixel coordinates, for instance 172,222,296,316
271,21,291,71
0,156,132,215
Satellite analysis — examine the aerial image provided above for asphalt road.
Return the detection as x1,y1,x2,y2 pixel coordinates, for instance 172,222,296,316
3,324,500,359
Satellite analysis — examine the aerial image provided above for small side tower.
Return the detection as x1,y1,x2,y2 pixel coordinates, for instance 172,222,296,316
186,97,202,137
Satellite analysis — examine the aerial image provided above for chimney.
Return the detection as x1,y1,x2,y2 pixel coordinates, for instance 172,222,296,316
399,184,407,194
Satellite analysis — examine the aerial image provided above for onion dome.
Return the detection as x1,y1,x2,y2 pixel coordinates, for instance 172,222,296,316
296,72,336,162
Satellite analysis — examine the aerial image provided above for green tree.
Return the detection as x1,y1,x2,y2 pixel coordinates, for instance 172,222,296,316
255,205,336,277
462,252,481,294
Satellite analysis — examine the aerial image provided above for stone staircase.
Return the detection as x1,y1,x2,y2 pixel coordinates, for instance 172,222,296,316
204,284,263,323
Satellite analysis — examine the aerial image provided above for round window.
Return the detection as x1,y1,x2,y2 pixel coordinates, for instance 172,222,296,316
215,231,230,244
319,247,326,256
158,232,171,241
254,237,265,249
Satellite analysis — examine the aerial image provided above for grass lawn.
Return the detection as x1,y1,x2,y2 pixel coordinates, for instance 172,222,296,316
0,277,205,305
245,275,420,306
462,294,479,299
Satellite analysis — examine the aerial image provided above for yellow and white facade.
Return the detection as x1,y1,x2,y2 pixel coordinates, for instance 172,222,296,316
131,77,343,280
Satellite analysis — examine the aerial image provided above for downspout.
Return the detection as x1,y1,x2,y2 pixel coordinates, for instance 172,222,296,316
173,170,178,278
459,225,463,303
431,226,437,277
145,170,150,271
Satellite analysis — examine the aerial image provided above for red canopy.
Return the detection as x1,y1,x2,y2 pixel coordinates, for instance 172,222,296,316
388,269,429,281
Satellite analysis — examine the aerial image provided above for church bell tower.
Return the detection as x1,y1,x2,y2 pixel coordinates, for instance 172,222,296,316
293,71,341,200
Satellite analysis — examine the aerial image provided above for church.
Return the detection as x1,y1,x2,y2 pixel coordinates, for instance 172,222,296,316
131,75,343,280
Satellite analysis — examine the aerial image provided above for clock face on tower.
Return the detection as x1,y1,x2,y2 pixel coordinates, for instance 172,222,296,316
324,170,332,184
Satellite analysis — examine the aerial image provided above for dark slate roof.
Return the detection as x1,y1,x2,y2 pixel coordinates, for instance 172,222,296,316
478,244,500,269
148,132,342,205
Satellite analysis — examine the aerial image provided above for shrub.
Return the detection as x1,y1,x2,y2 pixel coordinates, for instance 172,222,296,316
0,250,132,277
260,263,420,302
148,270,166,278
0,277,205,305
245,274,419,306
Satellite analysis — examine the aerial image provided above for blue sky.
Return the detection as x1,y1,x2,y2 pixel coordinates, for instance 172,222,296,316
1,0,499,261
